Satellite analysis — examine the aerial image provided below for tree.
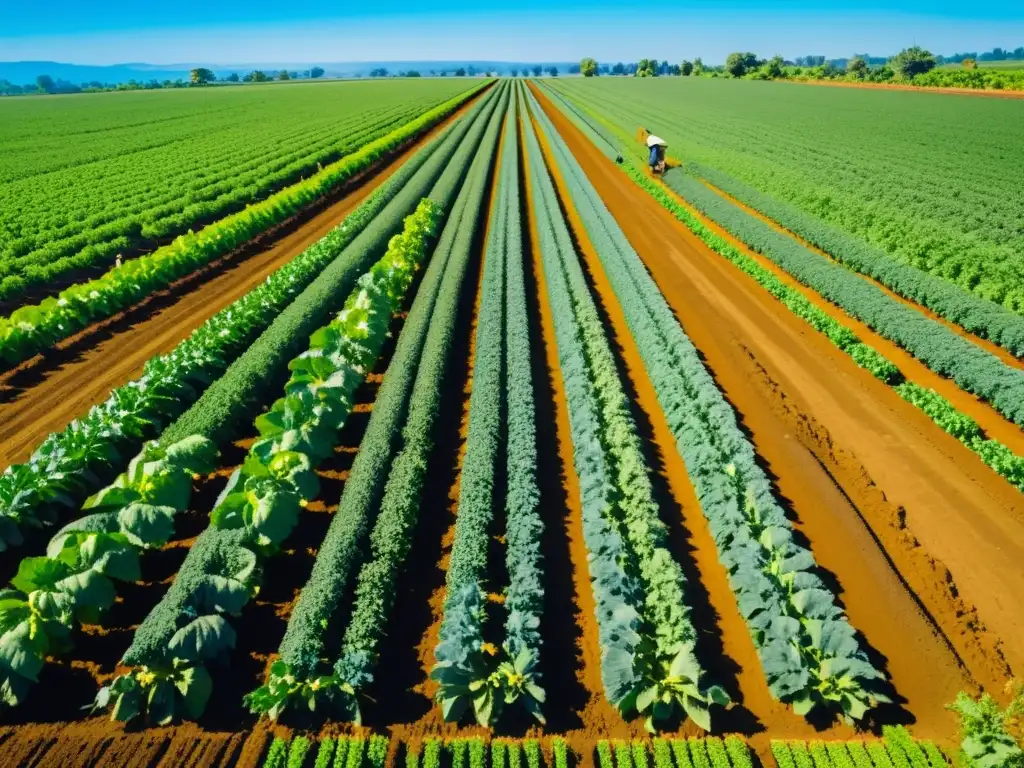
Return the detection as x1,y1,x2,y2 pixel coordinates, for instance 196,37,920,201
190,68,215,85
693,57,705,75
510,68,519,77
635,58,657,77
962,58,977,70
847,56,869,78
581,57,599,77
532,65,542,77
612,62,626,75
36,74,55,93
310,66,325,79
467,65,478,76
546,66,559,77
725,52,758,77
250,70,270,82
659,60,670,75
406,70,422,77
225,72,240,82
889,46,937,79
764,55,785,79
370,68,388,78
680,60,694,76
277,70,290,81
455,67,467,77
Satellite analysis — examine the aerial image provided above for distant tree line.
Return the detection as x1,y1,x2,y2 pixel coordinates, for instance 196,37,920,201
572,45,1024,90
0,66,328,96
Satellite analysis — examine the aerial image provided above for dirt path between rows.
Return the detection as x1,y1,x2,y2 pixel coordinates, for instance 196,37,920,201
531,84,1023,711
0,96,483,471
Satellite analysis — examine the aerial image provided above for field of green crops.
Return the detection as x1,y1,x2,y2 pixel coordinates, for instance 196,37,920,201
0,75,1022,768
545,77,1024,310
0,79,473,301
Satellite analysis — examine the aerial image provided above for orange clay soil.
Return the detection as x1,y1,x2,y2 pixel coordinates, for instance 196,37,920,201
0,93,485,471
781,78,1024,99
698,178,1024,376
528,107,978,751
531,83,1023,702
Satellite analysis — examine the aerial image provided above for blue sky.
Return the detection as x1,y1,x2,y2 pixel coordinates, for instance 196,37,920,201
3,0,1023,64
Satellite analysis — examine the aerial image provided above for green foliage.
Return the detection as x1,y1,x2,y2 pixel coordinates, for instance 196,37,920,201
688,741,711,768
791,744,816,768
883,727,930,768
432,90,544,730
825,744,855,768
264,737,290,768
451,740,468,768
469,738,487,768
288,737,312,768
772,743,797,768
949,688,1024,768
328,84,507,723
633,742,651,768
724,737,753,768
685,161,1024,359
99,116,474,724
581,58,599,77
808,742,833,768
424,740,442,768
725,52,759,77
544,77,1024,311
522,84,725,731
0,83,490,364
368,735,390,768
529,84,884,723
346,738,367,768
333,738,351,768
615,742,635,768
598,743,615,768
706,739,731,768
494,742,508,768
541,82,1024,493
553,738,571,768
0,436,216,708
509,742,523,768
889,47,938,79
0,129,446,552
846,744,875,768
315,739,337,768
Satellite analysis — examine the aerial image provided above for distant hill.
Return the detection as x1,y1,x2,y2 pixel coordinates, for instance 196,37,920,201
0,60,577,87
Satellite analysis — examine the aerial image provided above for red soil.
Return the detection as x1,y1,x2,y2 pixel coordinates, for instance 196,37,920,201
530,83,1023,737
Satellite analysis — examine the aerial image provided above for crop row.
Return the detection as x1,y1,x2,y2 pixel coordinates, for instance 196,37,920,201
0,98,477,553
534,82,1024,492
771,727,949,768
525,85,889,722
243,81,510,723
662,171,1024,429
684,162,1024,359
0,81,490,371
431,92,546,728
521,83,727,731
0,81,481,300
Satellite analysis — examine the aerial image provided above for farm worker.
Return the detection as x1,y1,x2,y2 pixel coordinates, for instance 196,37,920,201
646,131,668,173
115,253,122,268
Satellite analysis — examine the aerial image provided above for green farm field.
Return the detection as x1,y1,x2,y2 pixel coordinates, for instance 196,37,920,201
0,74,1023,768
546,77,1024,309
0,79,474,301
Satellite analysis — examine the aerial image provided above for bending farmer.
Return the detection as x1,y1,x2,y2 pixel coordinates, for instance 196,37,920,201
646,132,668,174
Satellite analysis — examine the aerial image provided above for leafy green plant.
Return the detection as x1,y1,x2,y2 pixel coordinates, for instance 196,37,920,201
333,737,351,768
791,744,815,768
614,742,634,768
553,738,570,768
368,735,390,768
524,740,541,768
725,738,753,768
315,739,337,768
672,741,695,768
345,738,366,768
288,736,312,768
598,743,615,768
866,743,896,768
493,742,508,768
771,743,797,768
469,739,487,768
949,687,1024,768
688,741,712,768
424,740,442,768
846,744,875,768
264,737,290,768
706,739,731,768
808,742,833,768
